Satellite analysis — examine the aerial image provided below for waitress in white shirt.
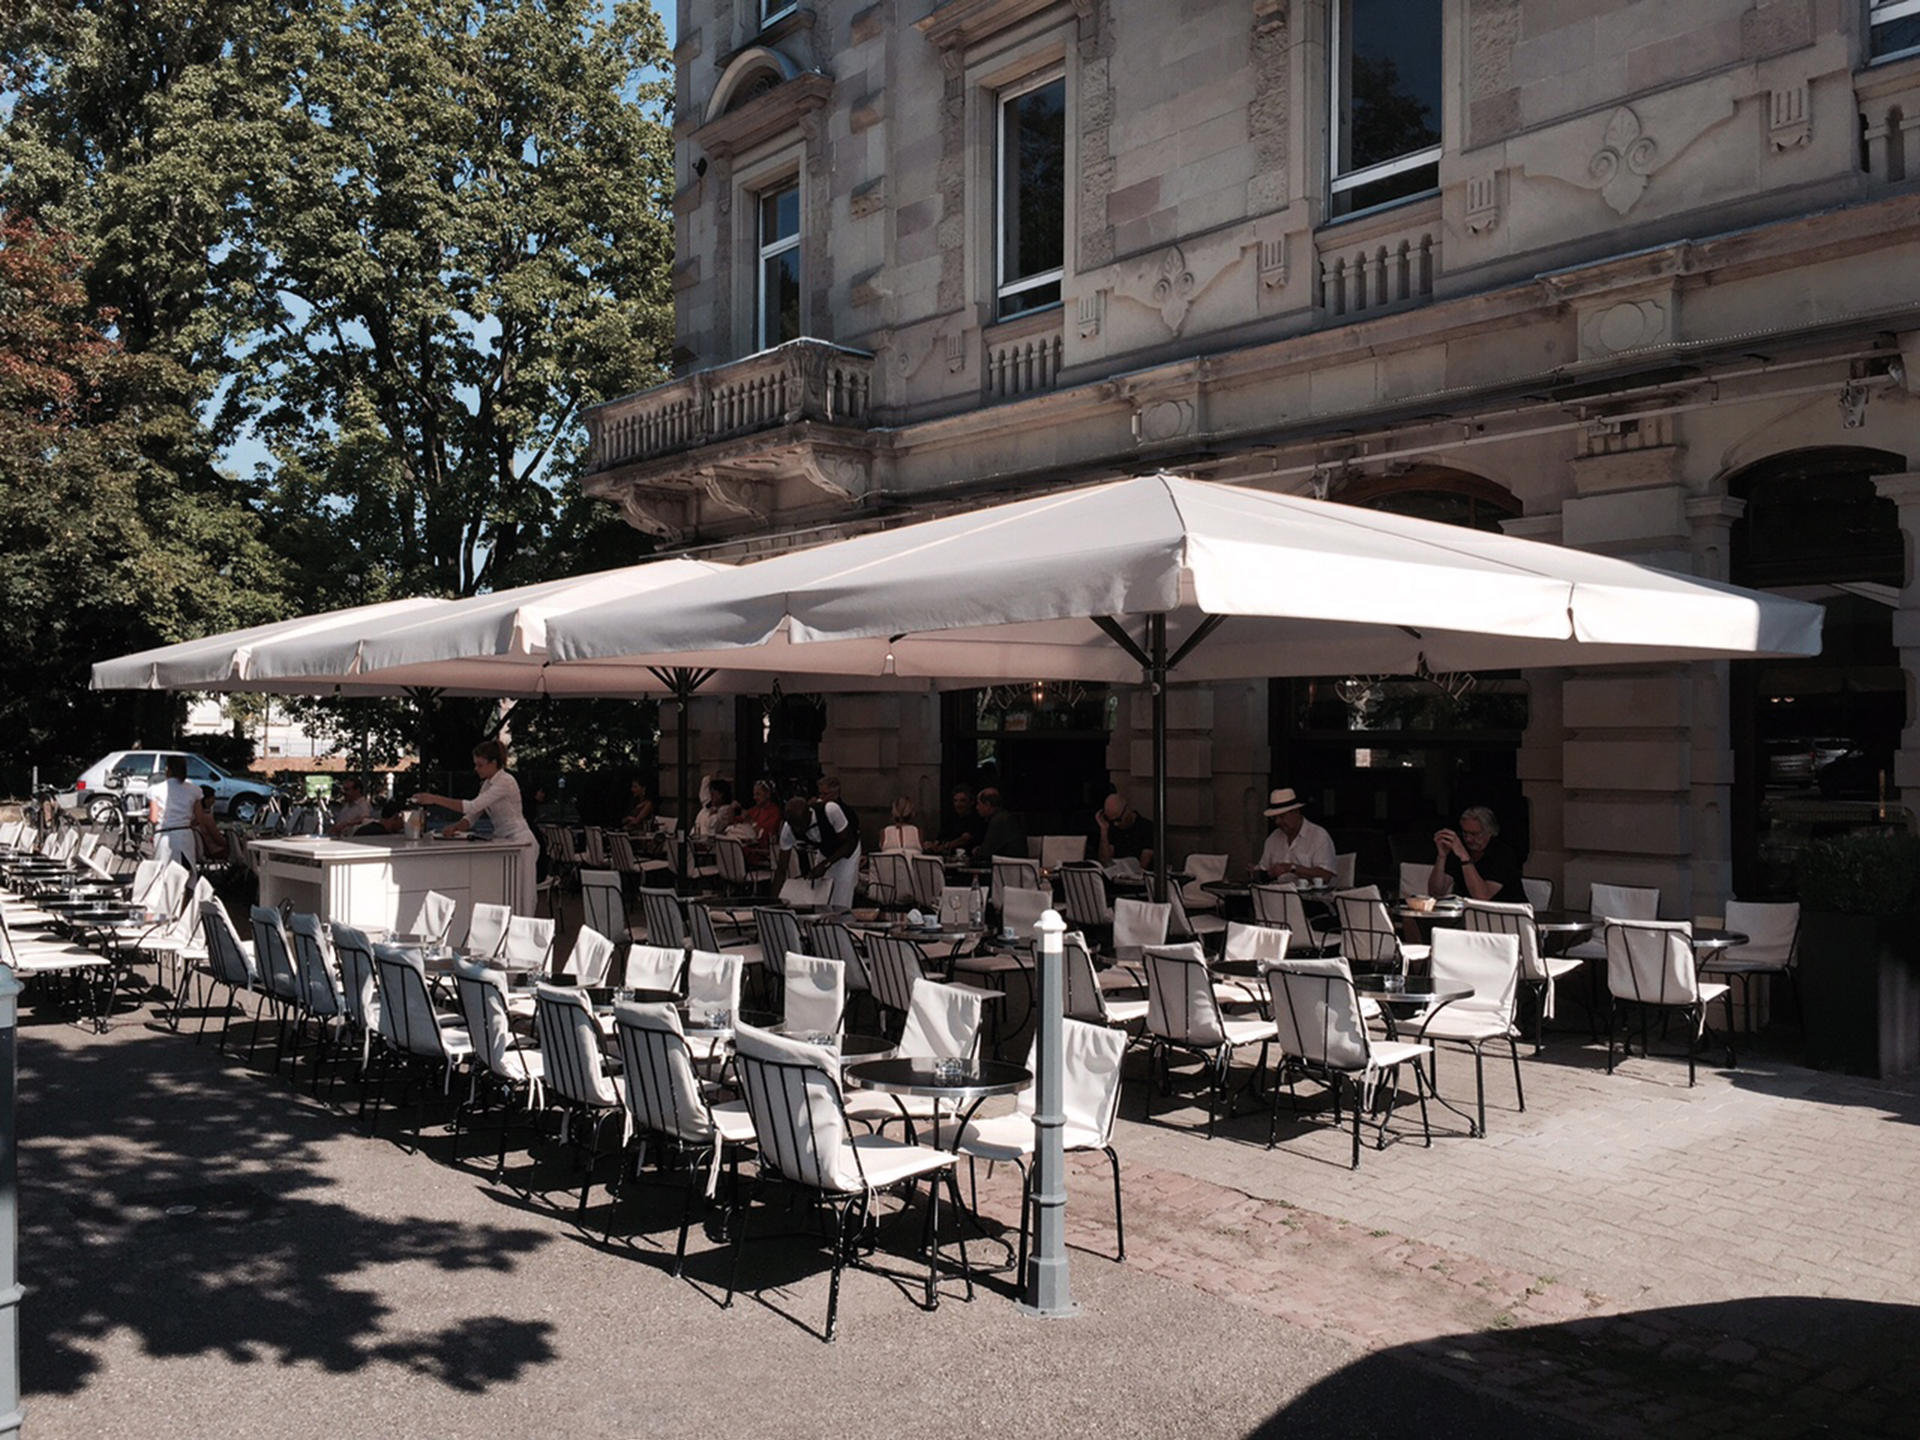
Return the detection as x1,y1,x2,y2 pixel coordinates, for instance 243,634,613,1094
413,740,539,914
148,755,202,871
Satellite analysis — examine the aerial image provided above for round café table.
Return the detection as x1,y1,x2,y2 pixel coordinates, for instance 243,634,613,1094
1350,976,1482,1135
845,1057,1031,1149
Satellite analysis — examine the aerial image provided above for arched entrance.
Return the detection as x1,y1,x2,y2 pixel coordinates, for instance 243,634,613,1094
1728,447,1907,895
1270,469,1530,884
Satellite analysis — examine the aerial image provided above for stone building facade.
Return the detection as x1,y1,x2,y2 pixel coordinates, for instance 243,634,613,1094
582,0,1920,916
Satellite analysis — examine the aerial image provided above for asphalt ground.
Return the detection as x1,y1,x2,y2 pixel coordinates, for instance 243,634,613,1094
15,997,1570,1440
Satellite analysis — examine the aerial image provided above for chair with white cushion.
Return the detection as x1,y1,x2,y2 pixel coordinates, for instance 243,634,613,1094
1039,834,1088,870
1251,884,1337,953
713,836,772,894
783,952,846,1037
1604,919,1731,1086
1265,957,1433,1168
560,926,617,988
841,979,985,1138
684,950,744,1066
956,1018,1128,1274
500,915,555,978
1063,931,1148,1033
248,905,303,1073
1415,928,1524,1138
1141,942,1276,1138
727,1023,969,1342
1566,883,1660,962
368,950,473,1142
623,943,685,992
286,912,348,1096
1464,898,1583,1052
533,983,626,1211
1333,853,1357,890
332,924,383,1097
611,1001,756,1270
1399,861,1434,900
465,902,511,960
454,962,545,1175
1522,876,1554,912
1698,900,1800,1036
1179,854,1228,913
415,890,458,947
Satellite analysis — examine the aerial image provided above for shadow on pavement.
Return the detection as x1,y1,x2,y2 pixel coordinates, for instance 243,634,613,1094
17,1023,559,1399
1255,1295,1918,1439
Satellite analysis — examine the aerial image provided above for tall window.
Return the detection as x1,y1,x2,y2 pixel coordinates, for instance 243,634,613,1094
1871,0,1920,59
760,0,796,23
1330,0,1442,218
996,73,1065,320
756,181,801,350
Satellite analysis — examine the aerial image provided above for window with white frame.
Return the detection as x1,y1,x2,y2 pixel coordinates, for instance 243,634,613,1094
995,72,1066,321
1872,0,1920,59
1329,0,1442,219
760,0,797,26
756,180,801,349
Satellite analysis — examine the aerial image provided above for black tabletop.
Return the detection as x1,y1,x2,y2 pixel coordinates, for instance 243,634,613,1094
845,1057,1030,1100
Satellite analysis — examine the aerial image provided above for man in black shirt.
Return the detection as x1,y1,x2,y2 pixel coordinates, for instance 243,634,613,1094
1091,792,1154,871
1429,804,1525,903
929,786,982,855
975,787,1028,861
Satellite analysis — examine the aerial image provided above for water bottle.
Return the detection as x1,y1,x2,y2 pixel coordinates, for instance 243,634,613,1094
968,885,984,927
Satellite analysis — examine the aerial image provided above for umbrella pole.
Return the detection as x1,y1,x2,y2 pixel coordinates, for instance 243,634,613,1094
1150,613,1169,901
1020,909,1076,1318
674,672,694,879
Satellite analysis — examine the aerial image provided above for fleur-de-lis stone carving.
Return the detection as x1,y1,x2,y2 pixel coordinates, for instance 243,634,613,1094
1589,108,1660,215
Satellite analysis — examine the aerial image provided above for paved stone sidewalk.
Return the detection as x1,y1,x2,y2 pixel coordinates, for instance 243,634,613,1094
1053,1030,1920,1439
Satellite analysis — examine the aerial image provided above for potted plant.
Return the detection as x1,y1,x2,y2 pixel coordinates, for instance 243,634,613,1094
1794,828,1920,1078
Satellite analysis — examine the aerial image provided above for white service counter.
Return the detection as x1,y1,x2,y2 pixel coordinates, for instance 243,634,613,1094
249,834,526,936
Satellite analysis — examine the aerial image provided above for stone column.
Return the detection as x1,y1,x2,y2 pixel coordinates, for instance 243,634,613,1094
1872,471,1920,820
1555,460,1696,916
1504,514,1569,901
1687,495,1746,918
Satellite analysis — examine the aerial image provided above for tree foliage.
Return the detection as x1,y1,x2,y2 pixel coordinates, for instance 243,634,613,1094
1,0,676,783
0,215,283,790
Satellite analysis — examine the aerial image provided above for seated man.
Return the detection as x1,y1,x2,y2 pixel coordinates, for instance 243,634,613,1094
353,799,408,838
974,787,1028,861
1428,804,1524,902
1091,792,1153,872
926,786,981,856
329,775,373,837
1254,787,1335,883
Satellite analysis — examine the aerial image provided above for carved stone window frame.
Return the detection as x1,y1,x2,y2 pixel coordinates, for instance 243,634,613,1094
962,26,1078,333
732,140,809,357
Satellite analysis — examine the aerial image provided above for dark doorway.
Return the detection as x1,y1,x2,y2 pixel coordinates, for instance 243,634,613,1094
1729,448,1907,896
941,684,1116,838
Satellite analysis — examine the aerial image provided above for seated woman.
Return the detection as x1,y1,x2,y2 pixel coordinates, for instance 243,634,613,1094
190,786,229,863
621,779,656,831
880,796,922,852
691,776,741,840
745,779,783,845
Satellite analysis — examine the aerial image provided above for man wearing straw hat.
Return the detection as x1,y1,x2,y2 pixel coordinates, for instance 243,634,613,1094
1253,787,1336,883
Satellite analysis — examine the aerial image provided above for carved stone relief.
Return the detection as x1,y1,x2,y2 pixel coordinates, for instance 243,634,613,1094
1578,297,1673,358
1520,96,1737,217
1133,398,1195,445
1465,172,1501,235
1106,242,1239,335
1769,83,1812,151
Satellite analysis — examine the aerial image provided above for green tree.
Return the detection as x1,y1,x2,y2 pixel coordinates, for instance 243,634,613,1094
0,215,283,792
238,0,674,604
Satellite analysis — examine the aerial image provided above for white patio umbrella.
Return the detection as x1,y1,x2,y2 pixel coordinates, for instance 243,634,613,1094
92,556,950,823
90,595,450,691
543,472,1825,1317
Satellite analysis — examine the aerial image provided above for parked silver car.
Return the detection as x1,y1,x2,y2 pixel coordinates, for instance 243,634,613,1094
59,750,275,825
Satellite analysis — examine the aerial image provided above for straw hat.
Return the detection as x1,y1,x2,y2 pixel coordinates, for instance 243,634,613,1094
1263,787,1305,817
